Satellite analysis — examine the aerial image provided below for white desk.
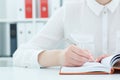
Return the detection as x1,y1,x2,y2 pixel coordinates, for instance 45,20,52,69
0,67,120,80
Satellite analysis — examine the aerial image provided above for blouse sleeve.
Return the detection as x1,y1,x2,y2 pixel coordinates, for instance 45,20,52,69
13,7,64,68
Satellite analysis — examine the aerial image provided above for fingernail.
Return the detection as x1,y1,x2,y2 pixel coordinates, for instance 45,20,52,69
95,59,98,62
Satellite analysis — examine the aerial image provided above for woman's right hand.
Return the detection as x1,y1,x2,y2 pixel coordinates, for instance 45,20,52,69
60,45,95,67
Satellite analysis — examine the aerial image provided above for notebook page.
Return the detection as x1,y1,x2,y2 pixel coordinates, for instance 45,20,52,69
61,62,111,73
101,55,114,67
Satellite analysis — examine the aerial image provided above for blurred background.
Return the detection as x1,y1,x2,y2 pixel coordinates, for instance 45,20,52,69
0,0,66,67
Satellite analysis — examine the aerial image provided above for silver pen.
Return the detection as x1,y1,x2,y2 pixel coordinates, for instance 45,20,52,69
65,38,95,61
65,38,78,45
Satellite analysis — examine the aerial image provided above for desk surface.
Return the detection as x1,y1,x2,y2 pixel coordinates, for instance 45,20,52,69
0,67,120,80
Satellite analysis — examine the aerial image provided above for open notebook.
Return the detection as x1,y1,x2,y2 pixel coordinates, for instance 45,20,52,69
60,53,120,75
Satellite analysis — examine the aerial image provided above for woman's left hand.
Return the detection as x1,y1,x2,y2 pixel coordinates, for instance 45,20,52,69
96,54,111,62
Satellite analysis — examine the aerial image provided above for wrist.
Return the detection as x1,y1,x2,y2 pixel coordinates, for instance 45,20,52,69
38,50,65,67
38,50,46,65
59,50,65,66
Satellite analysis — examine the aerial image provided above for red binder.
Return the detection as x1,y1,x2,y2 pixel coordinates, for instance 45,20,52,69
40,0,48,18
25,0,33,18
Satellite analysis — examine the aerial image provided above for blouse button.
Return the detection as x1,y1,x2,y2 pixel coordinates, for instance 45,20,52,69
104,11,106,14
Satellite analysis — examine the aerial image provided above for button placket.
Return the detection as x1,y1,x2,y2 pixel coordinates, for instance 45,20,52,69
102,7,109,54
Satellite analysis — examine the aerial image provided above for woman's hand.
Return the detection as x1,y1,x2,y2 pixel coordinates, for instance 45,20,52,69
38,45,94,67
60,45,94,67
96,54,111,62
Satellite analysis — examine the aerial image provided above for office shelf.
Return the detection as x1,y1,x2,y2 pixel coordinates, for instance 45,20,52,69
0,57,13,67
0,19,33,23
35,18,49,22
0,0,62,57
0,18,48,23
0,57,12,60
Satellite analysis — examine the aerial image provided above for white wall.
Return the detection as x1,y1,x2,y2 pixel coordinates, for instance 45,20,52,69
0,0,17,19
6,0,17,19
0,0,7,19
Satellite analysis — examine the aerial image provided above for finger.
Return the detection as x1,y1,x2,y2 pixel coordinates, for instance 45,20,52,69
69,50,89,62
96,57,102,62
67,57,84,67
65,52,89,67
65,51,86,67
71,45,91,59
73,48,94,61
96,55,106,62
83,50,95,61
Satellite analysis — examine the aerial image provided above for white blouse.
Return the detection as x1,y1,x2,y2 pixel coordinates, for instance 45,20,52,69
13,0,120,68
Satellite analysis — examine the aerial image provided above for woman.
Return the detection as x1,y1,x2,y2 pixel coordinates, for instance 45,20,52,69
13,0,120,68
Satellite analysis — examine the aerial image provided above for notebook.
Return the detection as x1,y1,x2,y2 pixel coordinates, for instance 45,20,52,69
60,53,120,75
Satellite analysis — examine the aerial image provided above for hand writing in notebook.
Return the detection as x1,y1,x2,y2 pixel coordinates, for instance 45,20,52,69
60,53,120,75
60,39,94,67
